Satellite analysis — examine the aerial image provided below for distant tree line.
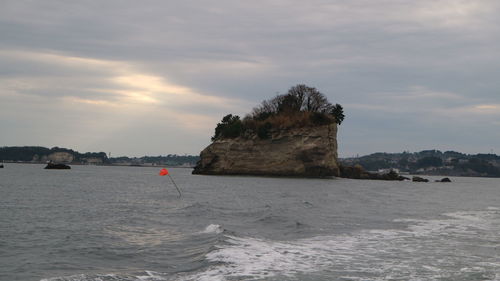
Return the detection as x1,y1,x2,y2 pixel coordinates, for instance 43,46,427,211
212,84,344,141
0,146,199,166
112,155,199,166
0,146,108,163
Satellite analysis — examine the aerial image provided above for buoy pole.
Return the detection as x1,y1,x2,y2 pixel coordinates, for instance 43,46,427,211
168,174,182,197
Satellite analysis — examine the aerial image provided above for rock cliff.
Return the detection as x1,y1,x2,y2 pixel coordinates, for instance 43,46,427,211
48,152,74,163
193,123,339,177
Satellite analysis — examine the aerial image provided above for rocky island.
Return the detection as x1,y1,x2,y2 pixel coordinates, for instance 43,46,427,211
44,161,71,169
193,84,345,177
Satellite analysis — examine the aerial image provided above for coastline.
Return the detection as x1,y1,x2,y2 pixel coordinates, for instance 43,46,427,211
4,161,499,179
0,161,195,169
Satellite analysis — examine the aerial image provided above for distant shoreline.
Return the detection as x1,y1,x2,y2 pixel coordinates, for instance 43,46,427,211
4,162,500,179
0,161,195,169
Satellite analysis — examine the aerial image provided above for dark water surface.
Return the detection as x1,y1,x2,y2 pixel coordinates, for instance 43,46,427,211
1,164,499,280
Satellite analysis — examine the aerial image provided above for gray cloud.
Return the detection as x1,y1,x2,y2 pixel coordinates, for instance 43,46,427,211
1,0,500,156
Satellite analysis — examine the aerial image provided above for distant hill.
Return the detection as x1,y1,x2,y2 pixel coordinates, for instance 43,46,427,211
341,150,500,177
0,146,108,164
0,146,199,167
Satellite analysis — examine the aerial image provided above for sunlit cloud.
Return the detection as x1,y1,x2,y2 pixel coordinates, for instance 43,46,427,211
110,73,247,111
0,49,249,110
0,49,252,153
63,96,118,107
113,75,189,96
474,104,499,110
470,104,500,113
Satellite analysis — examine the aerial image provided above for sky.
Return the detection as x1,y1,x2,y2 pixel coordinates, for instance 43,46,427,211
1,0,499,157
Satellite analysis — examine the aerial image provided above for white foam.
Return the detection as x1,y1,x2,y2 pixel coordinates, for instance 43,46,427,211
41,209,500,281
136,271,167,280
197,208,500,280
199,224,223,234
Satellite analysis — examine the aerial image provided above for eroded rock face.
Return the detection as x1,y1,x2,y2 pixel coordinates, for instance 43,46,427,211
193,124,339,177
48,152,74,163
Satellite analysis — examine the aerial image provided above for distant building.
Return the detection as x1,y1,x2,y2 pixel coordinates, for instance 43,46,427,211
378,168,399,174
84,157,103,165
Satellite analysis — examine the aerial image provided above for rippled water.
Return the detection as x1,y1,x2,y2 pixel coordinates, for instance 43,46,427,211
1,164,499,280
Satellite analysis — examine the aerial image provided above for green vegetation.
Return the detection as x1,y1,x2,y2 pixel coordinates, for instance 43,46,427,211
0,146,51,162
416,156,443,168
212,84,344,140
257,122,272,139
212,114,243,141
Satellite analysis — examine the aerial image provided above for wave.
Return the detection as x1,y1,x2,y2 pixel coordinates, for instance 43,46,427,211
200,208,500,280
176,202,214,216
198,224,223,234
104,225,187,246
41,271,168,281
41,208,500,281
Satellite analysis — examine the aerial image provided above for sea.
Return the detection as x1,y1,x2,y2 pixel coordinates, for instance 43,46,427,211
1,163,499,281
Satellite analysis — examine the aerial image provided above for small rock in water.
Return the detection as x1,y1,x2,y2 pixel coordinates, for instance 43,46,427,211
44,163,71,169
302,201,313,207
412,176,429,182
295,221,304,228
436,177,452,182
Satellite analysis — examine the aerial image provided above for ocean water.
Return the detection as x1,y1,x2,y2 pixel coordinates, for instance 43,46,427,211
1,164,499,281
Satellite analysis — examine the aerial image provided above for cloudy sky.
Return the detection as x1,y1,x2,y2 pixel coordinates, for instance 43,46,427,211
1,0,499,157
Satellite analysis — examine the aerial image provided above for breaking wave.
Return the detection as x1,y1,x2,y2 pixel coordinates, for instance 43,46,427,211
42,208,500,281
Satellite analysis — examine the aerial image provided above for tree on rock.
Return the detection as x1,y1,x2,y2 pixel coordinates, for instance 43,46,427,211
252,84,345,125
330,104,344,125
212,114,243,141
212,84,345,140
